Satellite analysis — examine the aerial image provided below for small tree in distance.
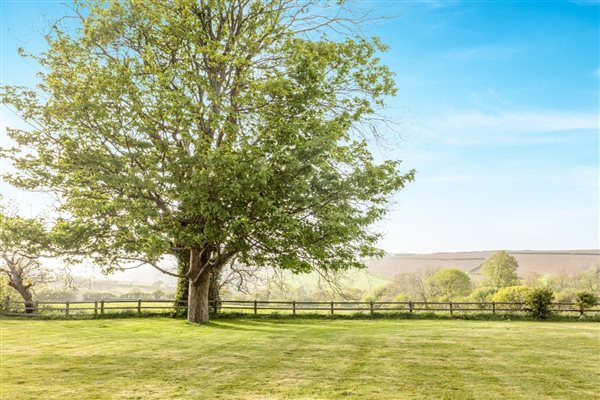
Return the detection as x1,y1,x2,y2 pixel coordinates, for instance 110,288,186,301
480,251,520,289
427,268,471,301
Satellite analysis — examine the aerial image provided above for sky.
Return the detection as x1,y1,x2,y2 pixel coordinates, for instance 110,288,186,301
1,0,599,261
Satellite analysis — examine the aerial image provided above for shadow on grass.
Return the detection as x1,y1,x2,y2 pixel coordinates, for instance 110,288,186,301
207,310,600,323
2,310,598,323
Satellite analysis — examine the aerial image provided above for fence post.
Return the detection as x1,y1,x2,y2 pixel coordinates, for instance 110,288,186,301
409,301,413,313
2,296,9,313
94,301,98,317
292,300,296,316
253,300,257,315
65,301,70,317
492,301,496,314
449,302,453,315
370,301,374,315
35,301,39,314
330,301,334,315
100,300,105,315
138,299,142,314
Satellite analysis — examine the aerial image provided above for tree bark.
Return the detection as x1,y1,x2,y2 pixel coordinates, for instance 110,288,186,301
3,256,39,314
173,249,190,315
177,248,224,319
187,247,211,324
188,270,211,323
209,265,223,314
9,281,35,314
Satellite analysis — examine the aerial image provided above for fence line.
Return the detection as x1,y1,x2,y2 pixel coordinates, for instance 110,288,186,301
2,297,598,317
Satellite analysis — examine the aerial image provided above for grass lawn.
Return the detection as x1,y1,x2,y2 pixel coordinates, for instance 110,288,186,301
1,318,599,399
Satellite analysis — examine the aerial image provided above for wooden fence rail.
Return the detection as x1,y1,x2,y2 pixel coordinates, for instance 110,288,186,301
2,297,599,317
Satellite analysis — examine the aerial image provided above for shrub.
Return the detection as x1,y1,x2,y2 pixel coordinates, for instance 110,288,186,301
554,288,578,303
491,285,531,309
361,286,387,302
575,292,598,316
469,287,497,303
392,293,409,302
524,288,554,320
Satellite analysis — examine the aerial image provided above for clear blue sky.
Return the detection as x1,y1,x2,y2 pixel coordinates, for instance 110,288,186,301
1,1,599,254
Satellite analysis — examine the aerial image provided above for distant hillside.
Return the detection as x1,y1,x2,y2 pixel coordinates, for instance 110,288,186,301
71,278,177,295
366,250,600,278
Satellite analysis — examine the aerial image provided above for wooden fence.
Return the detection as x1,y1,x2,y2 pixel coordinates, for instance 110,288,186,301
2,297,599,317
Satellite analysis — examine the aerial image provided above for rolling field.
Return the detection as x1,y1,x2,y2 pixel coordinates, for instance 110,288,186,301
1,318,599,399
367,250,600,278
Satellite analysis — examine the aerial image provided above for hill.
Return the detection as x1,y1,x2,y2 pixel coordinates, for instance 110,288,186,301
367,250,600,278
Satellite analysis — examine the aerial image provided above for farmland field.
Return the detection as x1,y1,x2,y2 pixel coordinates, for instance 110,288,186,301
1,318,599,399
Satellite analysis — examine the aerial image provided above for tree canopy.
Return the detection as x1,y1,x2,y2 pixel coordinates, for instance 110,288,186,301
0,209,69,311
480,251,520,289
1,0,414,323
427,268,471,301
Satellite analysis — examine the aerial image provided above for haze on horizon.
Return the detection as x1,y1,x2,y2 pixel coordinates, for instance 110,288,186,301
1,1,598,256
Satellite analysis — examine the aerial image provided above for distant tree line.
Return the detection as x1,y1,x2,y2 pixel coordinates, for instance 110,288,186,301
358,251,599,307
2,249,598,318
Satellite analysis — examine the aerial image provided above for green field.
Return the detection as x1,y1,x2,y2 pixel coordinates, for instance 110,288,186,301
1,318,599,399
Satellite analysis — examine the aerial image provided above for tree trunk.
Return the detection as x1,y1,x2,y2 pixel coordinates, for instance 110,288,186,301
187,247,211,324
23,298,36,314
176,248,224,318
209,265,223,314
173,249,190,315
9,282,35,314
188,270,211,323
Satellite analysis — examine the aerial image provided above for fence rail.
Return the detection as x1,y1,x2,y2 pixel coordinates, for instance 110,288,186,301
2,297,599,317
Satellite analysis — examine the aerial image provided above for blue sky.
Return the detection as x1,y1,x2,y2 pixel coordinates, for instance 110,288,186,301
1,0,599,254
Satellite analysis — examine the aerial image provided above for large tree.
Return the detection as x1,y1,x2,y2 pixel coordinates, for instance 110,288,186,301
2,0,414,323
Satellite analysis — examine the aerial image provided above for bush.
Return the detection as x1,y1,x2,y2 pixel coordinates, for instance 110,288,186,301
525,288,554,320
392,293,409,302
468,287,497,303
35,288,79,302
82,291,117,301
361,286,387,302
491,285,531,309
575,292,598,316
554,288,578,303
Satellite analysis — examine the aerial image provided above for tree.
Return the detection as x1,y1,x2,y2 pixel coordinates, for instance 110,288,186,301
173,249,190,314
576,265,600,293
427,268,471,301
0,212,63,313
480,251,520,289
410,270,436,302
2,0,414,323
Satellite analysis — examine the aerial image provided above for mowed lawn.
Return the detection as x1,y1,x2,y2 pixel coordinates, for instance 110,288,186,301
1,318,599,399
